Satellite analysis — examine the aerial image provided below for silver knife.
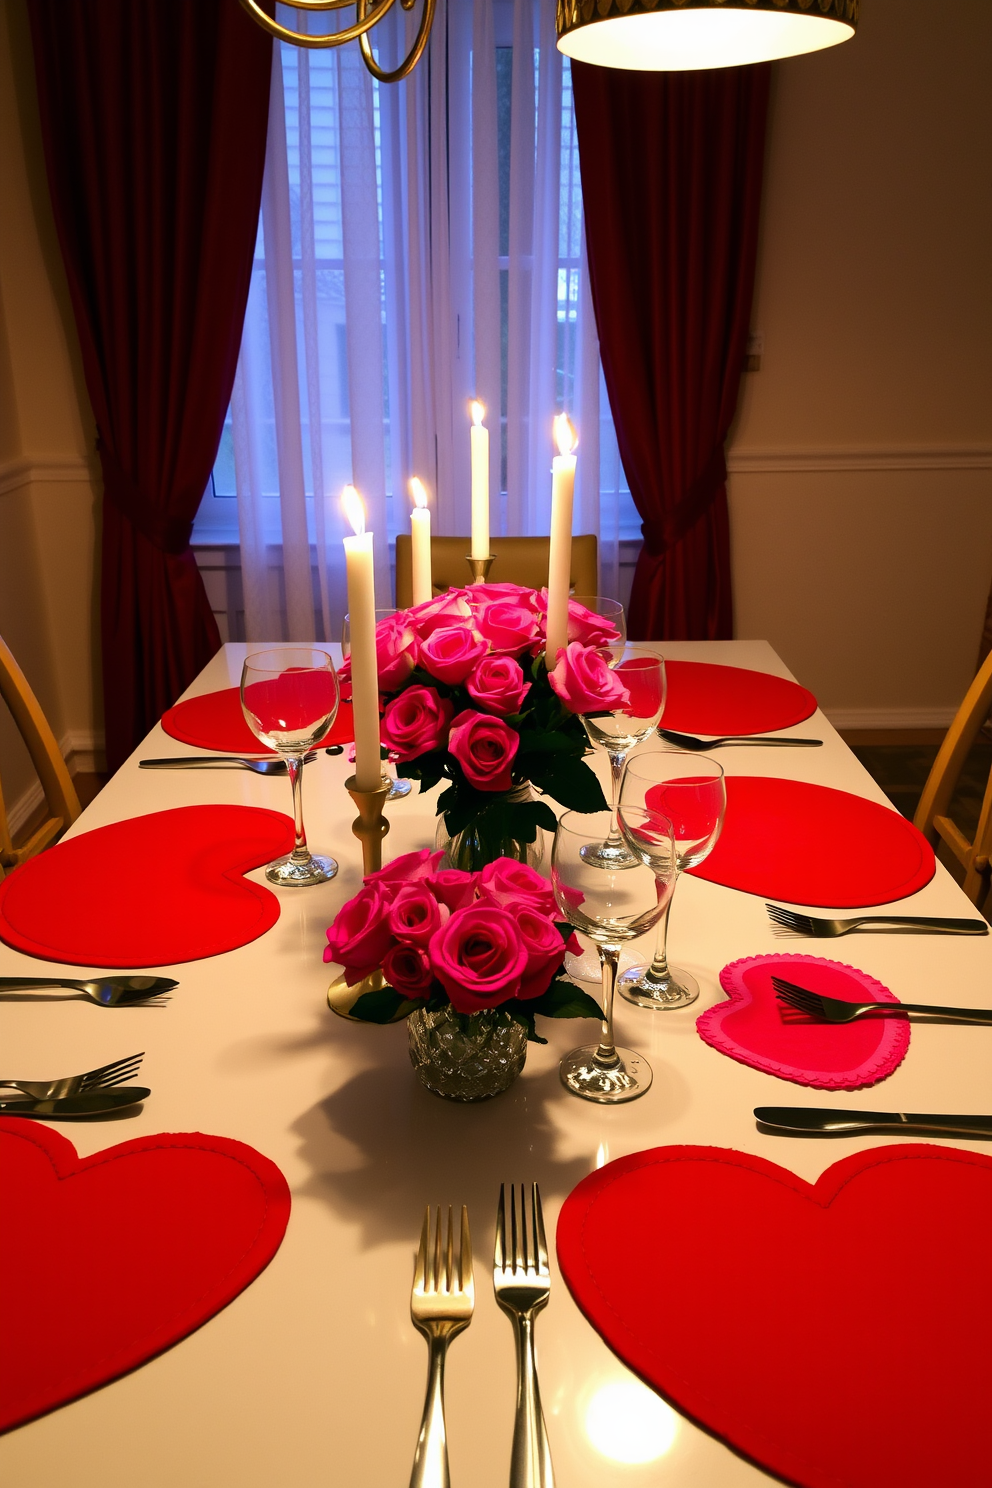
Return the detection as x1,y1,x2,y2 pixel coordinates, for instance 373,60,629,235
755,1106,992,1138
0,1087,150,1117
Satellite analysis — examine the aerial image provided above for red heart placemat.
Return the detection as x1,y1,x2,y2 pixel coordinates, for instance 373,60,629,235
663,660,817,735
0,806,294,967
0,1119,290,1433
162,688,354,753
698,953,910,1089
687,776,935,906
558,1144,992,1488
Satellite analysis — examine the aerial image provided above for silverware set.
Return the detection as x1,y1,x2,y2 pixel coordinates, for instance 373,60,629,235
773,974,992,1026
409,1185,554,1488
0,1051,149,1117
766,904,988,938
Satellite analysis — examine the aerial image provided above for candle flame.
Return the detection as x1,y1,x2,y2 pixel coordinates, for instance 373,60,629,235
342,484,366,537
554,412,577,457
470,399,486,428
410,477,429,510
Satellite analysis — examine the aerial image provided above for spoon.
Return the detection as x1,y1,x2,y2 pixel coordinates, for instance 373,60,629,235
0,975,176,1007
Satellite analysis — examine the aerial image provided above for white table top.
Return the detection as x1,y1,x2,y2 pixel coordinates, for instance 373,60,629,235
2,640,988,1487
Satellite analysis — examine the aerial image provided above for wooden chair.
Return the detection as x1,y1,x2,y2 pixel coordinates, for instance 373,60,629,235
913,648,992,906
0,633,81,872
394,534,599,609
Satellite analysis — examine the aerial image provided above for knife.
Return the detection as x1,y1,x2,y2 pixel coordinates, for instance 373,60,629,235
755,1106,992,1138
0,1087,151,1118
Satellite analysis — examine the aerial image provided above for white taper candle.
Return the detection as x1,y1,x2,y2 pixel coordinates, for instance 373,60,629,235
470,400,490,562
341,485,382,792
546,413,577,663
409,477,432,606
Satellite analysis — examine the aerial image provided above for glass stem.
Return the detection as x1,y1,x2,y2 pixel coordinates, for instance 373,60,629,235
644,876,679,985
603,749,627,852
286,754,310,863
594,945,622,1069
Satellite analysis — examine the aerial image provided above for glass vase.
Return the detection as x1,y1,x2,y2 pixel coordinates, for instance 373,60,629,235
408,1005,528,1101
434,782,545,872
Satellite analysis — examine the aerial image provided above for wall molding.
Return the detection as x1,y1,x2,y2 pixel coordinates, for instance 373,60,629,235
823,706,957,730
727,446,992,475
0,454,97,499
5,729,106,841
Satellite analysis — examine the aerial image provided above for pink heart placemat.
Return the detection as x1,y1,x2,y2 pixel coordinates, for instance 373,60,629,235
698,953,910,1089
662,660,816,735
162,688,354,754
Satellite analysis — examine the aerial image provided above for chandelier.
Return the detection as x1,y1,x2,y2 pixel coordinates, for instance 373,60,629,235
238,0,435,82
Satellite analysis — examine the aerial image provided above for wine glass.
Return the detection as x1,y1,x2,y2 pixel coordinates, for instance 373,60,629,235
565,596,626,665
552,809,676,1103
617,751,726,1008
579,645,667,870
342,608,412,800
240,648,340,887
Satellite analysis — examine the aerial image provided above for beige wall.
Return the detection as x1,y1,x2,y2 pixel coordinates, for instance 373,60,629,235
0,0,101,831
728,0,992,724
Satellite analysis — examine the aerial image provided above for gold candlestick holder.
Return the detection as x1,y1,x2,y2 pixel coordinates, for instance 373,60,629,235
344,773,391,877
466,554,496,583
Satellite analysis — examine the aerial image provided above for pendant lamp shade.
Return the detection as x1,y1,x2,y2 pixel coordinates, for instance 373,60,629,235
556,0,857,71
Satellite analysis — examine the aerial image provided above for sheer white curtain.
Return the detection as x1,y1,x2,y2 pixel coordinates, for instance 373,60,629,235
227,0,621,643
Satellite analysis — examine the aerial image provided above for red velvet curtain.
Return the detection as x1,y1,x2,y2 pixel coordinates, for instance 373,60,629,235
28,1,272,770
572,61,770,641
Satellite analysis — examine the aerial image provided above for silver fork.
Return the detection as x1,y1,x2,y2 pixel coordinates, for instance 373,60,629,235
139,753,316,775
409,1205,474,1488
659,728,822,751
494,1184,555,1488
0,975,175,1007
0,1051,144,1100
765,904,988,937
772,975,992,1025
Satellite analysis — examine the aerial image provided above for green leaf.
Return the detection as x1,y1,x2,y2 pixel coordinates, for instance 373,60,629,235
507,1004,547,1044
529,979,604,1022
517,730,583,759
349,988,420,1023
528,756,608,813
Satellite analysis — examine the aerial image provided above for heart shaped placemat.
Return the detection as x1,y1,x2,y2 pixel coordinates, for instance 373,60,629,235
162,688,354,753
0,806,294,967
698,953,910,1089
558,1144,992,1488
663,660,816,735
687,776,935,906
0,1120,290,1433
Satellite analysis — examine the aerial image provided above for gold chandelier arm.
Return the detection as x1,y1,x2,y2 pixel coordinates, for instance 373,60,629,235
358,0,434,81
238,0,398,49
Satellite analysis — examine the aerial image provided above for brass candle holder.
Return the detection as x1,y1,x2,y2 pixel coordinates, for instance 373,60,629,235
344,773,391,877
466,554,496,583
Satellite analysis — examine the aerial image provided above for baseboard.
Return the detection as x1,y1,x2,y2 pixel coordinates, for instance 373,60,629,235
823,706,957,730
5,729,107,841
6,778,46,839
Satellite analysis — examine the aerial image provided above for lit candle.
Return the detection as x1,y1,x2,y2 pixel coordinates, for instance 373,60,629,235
341,485,382,792
410,477,432,606
469,399,490,562
545,413,577,663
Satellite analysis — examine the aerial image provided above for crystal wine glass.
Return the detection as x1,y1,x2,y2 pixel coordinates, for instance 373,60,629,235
342,608,412,800
240,647,340,887
579,645,667,870
617,750,726,1008
552,809,676,1103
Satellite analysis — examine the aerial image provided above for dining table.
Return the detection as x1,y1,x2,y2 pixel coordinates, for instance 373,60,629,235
1,637,989,1488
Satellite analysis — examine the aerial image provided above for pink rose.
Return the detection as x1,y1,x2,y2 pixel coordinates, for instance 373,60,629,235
516,906,568,1000
419,624,488,684
474,600,541,655
380,686,454,761
478,858,557,916
428,904,529,1012
375,612,420,692
465,654,531,717
365,847,444,889
382,943,435,999
466,582,541,607
407,591,473,640
566,598,621,650
388,884,450,948
426,869,478,911
548,642,630,715
447,708,519,792
323,883,395,985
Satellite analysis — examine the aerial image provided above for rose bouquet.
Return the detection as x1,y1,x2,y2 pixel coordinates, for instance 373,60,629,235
323,849,602,1040
339,583,628,869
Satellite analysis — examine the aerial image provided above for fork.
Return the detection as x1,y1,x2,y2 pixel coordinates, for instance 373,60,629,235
494,1184,555,1488
409,1205,474,1488
773,975,992,1026
139,753,316,775
0,1051,144,1100
0,975,175,1007
765,904,988,937
659,728,822,751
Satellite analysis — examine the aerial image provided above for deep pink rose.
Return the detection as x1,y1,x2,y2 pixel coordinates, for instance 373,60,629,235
428,905,529,1012
426,869,478,912
382,943,435,999
516,906,568,1000
474,600,541,655
407,590,473,639
548,642,630,715
419,624,488,684
375,612,420,692
388,883,449,948
567,598,621,649
478,858,557,916
465,654,531,717
365,848,444,889
466,582,540,607
323,883,395,985
447,708,519,791
380,686,454,761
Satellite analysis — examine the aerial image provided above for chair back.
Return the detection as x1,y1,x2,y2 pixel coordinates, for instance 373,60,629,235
913,648,992,906
394,534,598,609
0,634,81,871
